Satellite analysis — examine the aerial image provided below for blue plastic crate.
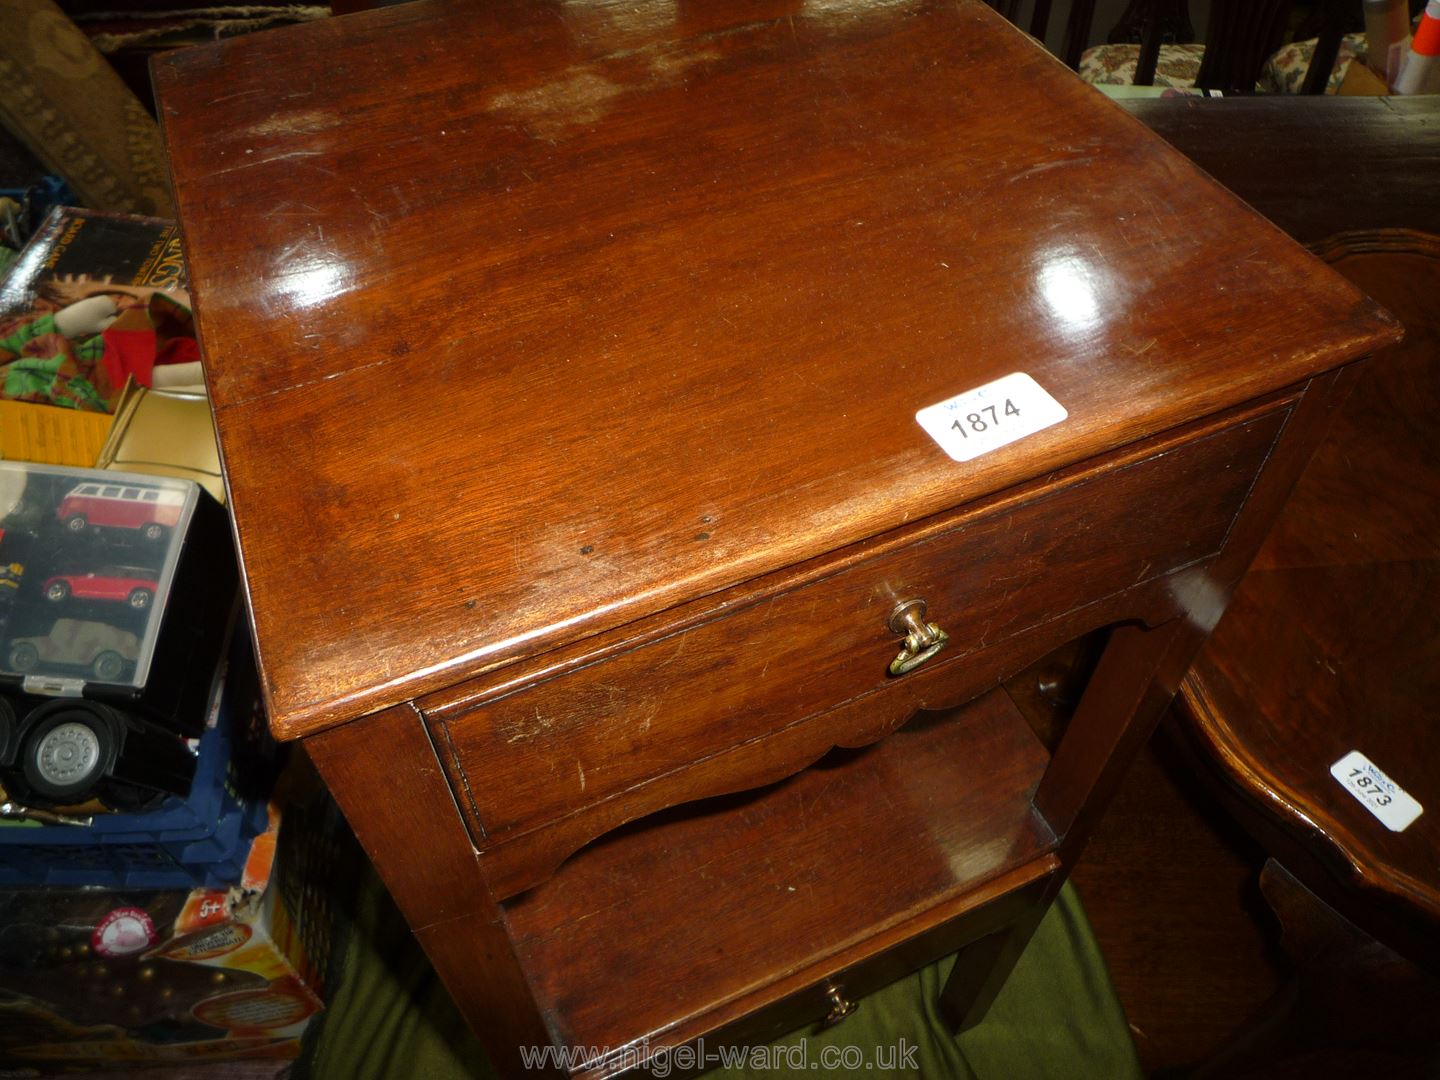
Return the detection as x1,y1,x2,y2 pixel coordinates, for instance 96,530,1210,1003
0,641,276,888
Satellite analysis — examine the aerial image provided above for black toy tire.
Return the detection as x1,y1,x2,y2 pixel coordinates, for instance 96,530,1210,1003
141,523,167,542
92,650,125,680
45,581,70,603
19,709,113,803
9,642,39,672
63,514,87,534
0,696,16,764
127,588,152,610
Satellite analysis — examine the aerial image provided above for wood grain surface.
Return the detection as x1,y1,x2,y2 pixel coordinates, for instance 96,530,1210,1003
504,687,1055,1072
432,402,1285,888
1181,233,1440,964
470,581,1180,900
1120,97,1440,247
153,8,1408,1073
152,0,1396,740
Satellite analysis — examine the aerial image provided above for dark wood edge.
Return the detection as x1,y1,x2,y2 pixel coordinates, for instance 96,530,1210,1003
1178,672,1440,924
1062,0,1097,68
1308,227,1440,264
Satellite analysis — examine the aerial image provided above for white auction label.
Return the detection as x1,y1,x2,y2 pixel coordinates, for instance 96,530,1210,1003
915,373,1067,463
1330,750,1423,833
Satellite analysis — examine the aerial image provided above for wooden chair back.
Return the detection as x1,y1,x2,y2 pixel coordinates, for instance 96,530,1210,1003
1002,0,1357,95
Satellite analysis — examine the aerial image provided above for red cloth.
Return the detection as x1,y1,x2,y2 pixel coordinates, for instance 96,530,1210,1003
101,327,157,388
98,293,200,389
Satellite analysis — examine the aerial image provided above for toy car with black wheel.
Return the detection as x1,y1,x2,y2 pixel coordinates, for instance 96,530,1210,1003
1,462,238,741
55,481,183,542
43,568,157,610
7,619,140,681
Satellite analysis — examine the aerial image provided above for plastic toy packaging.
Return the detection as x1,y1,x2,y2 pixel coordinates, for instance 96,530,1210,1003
0,463,236,813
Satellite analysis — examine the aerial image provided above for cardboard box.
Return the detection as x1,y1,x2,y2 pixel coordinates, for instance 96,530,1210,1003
0,207,197,452
0,401,113,469
0,775,339,1073
94,382,223,505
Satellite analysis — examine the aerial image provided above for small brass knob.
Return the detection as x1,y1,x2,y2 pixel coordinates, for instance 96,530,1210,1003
821,984,857,1027
887,599,949,675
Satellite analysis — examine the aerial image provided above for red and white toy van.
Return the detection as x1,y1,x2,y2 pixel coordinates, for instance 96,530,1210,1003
56,482,187,541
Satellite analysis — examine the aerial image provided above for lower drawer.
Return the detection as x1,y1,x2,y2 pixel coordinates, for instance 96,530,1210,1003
431,399,1290,856
499,686,1058,1079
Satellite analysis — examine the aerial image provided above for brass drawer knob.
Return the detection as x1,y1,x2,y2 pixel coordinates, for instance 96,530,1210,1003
888,599,949,675
821,983,857,1027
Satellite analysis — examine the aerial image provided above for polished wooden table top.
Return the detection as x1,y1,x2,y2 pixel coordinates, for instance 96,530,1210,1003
152,0,1391,742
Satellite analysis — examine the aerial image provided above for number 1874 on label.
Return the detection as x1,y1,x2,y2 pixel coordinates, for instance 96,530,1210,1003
915,372,1068,463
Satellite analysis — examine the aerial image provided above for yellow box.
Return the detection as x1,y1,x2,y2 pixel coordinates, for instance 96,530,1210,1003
0,400,113,467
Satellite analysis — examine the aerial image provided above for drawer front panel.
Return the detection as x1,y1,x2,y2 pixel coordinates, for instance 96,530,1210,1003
436,407,1288,840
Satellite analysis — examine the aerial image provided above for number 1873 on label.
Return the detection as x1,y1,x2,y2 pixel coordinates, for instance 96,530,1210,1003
915,373,1068,463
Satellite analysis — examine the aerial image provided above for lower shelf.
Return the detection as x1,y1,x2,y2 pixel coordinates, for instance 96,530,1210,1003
502,686,1059,1077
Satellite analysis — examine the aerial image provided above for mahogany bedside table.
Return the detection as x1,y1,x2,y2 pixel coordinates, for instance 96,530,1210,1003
152,2,1398,1075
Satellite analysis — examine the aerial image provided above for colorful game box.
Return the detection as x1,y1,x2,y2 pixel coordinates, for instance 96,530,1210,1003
0,208,184,320
0,776,341,1072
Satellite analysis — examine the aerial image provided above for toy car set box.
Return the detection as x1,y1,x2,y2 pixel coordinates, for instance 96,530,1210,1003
0,462,236,810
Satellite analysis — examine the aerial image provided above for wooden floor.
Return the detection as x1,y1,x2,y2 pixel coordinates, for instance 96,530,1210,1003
1072,711,1437,1079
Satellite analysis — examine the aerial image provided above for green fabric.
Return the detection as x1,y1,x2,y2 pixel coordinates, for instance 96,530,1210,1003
299,867,1139,1080
0,309,109,410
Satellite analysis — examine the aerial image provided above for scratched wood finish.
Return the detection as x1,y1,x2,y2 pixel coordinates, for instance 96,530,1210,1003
435,404,1285,883
153,4,1404,1075
152,0,1393,740
1180,234,1440,967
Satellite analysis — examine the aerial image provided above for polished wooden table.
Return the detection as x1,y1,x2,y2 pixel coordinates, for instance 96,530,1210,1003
1109,93,1440,1072
1182,237,1440,958
1126,95,1440,966
1120,96,1440,938
152,5,1398,1075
